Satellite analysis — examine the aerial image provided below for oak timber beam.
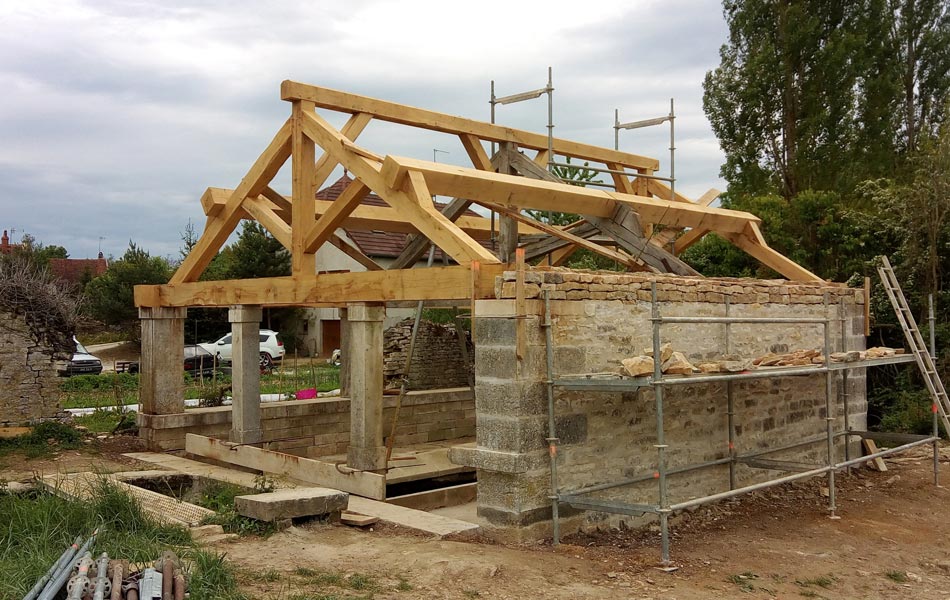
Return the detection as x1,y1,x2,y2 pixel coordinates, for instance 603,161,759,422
521,221,600,262
723,223,822,282
303,179,370,253
292,100,317,274
135,263,507,308
313,112,372,192
381,155,757,233
299,109,499,266
673,227,710,254
172,118,293,284
328,233,383,271
280,80,659,171
200,186,538,240
388,196,473,269
240,197,292,250
653,188,722,246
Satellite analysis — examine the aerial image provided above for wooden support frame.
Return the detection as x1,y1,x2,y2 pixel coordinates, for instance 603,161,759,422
146,80,824,313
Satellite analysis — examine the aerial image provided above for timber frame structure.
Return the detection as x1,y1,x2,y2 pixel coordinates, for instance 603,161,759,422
135,80,820,311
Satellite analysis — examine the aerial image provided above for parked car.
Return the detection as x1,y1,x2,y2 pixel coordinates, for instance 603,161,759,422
199,329,285,369
59,337,103,376
117,345,218,376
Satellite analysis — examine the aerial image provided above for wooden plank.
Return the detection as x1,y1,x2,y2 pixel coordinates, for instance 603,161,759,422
201,186,538,240
341,512,379,527
546,243,578,266
533,149,550,167
135,263,507,307
673,227,710,254
459,133,492,171
522,222,600,262
653,188,722,246
388,196,474,269
327,233,383,271
303,179,370,253
647,178,693,204
383,155,757,233
281,80,659,171
292,100,318,274
605,161,635,194
346,496,479,537
862,439,888,472
483,202,640,269
172,118,293,284
313,112,372,192
723,223,822,282
241,197,292,250
262,185,293,216
515,248,526,362
185,433,387,499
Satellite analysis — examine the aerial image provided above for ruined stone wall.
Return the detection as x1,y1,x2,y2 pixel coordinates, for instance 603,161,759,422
138,387,475,454
454,269,867,540
0,309,62,424
383,319,473,390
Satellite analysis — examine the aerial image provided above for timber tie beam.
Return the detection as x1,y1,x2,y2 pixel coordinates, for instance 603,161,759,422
136,80,821,309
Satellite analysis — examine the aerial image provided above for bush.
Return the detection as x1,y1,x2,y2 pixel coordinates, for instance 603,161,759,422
60,372,139,392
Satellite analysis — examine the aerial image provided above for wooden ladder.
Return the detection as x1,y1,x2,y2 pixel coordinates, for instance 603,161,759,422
878,255,950,436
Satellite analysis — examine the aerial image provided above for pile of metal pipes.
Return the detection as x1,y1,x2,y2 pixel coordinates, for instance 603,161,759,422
24,535,187,600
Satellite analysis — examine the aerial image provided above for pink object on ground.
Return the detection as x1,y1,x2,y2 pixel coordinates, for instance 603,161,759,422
296,388,317,399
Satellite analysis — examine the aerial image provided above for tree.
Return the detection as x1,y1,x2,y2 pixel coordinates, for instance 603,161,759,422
2,232,68,270
85,242,171,331
226,222,290,279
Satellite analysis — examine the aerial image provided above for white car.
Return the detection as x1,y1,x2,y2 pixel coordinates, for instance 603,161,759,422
199,329,285,369
59,337,103,376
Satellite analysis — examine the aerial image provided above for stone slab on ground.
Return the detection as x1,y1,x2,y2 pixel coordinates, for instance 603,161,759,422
341,512,379,527
235,487,349,522
123,452,296,489
347,496,480,538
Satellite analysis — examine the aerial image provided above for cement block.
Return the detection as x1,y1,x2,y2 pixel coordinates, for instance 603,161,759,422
234,488,349,522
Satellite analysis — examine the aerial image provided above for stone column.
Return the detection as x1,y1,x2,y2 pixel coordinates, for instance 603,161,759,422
339,307,349,397
344,303,385,471
229,305,263,445
139,307,186,415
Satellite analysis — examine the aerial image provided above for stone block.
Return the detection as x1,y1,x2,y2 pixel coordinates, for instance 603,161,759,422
235,488,349,522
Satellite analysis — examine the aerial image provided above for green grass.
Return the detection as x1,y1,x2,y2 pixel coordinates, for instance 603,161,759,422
73,409,131,434
726,572,760,593
59,365,341,409
885,570,908,583
796,574,837,589
195,480,279,538
0,421,82,458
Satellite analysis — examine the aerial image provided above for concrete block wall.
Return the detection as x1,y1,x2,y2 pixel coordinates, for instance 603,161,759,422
0,309,62,424
457,269,867,540
137,387,474,454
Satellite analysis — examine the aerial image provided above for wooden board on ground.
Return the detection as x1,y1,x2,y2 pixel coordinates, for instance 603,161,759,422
341,512,380,527
347,496,479,538
863,439,888,472
185,434,386,499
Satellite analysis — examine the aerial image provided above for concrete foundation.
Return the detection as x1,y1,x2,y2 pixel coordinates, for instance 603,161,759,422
344,303,387,471
229,305,262,445
235,487,349,522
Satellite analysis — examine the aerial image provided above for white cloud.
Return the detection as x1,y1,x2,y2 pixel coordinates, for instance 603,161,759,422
0,0,729,259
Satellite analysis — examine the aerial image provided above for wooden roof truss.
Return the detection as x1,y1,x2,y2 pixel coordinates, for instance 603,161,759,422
135,81,820,309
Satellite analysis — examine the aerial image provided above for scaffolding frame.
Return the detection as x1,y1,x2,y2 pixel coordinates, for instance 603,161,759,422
542,283,940,564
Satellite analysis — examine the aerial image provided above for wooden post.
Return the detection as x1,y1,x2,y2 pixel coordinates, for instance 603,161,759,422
496,142,519,263
139,307,186,417
229,305,263,445
344,303,386,471
292,100,317,275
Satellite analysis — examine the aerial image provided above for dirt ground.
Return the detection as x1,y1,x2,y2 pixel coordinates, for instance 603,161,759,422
5,441,950,599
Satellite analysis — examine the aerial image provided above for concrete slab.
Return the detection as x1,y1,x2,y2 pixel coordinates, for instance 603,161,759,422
123,452,296,489
347,496,480,538
235,487,349,522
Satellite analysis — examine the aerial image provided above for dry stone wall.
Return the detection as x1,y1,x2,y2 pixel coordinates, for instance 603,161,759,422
0,309,62,424
383,319,473,390
454,268,867,540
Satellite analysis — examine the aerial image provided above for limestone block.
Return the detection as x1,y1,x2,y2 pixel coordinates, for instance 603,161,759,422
235,488,349,522
719,359,753,373
697,362,722,373
643,342,673,362
621,356,654,377
662,351,696,374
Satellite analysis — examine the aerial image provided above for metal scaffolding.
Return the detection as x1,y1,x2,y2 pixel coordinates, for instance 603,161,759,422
542,282,940,564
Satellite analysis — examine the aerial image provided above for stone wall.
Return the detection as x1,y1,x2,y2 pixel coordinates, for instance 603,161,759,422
383,319,473,390
0,308,62,425
138,387,475,454
454,268,867,540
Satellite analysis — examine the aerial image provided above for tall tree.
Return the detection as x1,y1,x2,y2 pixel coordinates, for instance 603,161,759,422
84,242,171,332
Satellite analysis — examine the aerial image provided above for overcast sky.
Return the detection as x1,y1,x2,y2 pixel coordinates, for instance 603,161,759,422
0,0,729,260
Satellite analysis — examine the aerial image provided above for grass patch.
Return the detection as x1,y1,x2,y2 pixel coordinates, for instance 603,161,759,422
396,578,412,592
726,572,759,593
885,570,908,583
196,480,279,538
187,548,248,600
0,421,82,458
796,574,836,589
73,409,130,434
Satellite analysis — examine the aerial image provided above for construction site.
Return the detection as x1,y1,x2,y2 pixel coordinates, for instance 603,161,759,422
6,75,950,599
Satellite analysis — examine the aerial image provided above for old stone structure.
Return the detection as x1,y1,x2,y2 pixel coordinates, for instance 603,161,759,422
383,318,473,390
0,308,63,424
451,268,867,540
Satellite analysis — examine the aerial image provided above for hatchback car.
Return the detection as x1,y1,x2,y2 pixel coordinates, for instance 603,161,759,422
199,329,285,369
59,337,103,376
184,344,218,376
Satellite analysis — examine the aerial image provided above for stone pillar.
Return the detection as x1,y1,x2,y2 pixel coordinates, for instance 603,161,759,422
139,307,186,416
344,303,386,471
229,305,263,445
339,307,349,397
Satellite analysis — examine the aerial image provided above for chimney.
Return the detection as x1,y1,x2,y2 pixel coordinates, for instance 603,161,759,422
0,230,8,253
98,251,104,259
